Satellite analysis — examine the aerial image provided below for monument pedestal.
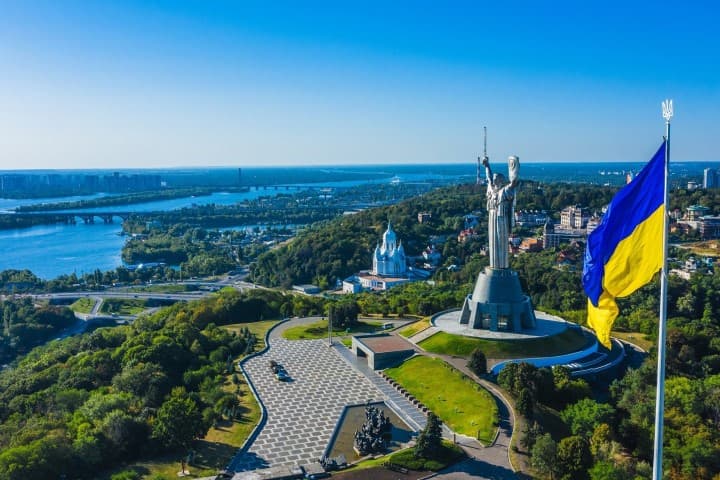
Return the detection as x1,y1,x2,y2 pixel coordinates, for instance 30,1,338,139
459,267,536,332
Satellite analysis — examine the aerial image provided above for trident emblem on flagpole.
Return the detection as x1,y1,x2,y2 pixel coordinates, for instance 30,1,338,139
662,99,673,122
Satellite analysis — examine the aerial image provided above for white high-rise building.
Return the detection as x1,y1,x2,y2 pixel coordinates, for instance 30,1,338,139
703,168,718,189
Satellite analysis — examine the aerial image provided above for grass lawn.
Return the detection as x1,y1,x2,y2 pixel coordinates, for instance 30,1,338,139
282,319,382,340
224,320,280,352
389,440,465,471
385,356,498,443
344,440,464,473
398,318,431,338
70,297,95,314
611,330,653,351
100,298,148,315
418,327,589,359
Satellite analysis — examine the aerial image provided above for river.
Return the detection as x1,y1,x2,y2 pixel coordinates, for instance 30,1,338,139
0,175,439,279
0,223,124,278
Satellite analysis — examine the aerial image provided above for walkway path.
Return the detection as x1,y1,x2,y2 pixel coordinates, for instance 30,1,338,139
408,326,440,344
90,297,103,316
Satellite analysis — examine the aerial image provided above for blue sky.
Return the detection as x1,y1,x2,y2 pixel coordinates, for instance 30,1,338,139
0,0,717,169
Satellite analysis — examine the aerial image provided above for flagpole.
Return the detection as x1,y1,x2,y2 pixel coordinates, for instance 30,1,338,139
653,99,673,480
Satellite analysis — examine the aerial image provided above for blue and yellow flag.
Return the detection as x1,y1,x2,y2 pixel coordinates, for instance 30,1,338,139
582,142,666,348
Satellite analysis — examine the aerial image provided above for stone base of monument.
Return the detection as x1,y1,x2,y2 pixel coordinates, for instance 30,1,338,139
434,309,569,340
458,267,536,332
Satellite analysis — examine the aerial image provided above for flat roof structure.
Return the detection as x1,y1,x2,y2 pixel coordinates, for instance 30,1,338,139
351,334,415,369
355,334,415,353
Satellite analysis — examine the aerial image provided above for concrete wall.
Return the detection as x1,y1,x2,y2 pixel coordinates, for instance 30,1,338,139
490,339,599,375
351,337,414,370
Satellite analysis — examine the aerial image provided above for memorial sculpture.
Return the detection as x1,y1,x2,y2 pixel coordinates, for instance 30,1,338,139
484,156,519,269
352,405,392,455
459,155,536,331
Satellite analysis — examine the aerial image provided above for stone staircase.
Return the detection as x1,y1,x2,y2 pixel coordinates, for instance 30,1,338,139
408,326,440,344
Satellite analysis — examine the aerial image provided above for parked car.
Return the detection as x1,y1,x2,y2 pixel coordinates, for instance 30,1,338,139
269,360,280,373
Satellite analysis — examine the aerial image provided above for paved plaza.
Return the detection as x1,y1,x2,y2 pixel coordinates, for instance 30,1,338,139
433,309,569,340
229,337,384,471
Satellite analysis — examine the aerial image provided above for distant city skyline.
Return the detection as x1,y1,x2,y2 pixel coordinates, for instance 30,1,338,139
1,1,718,169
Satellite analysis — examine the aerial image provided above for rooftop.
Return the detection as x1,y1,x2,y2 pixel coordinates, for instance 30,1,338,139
355,334,415,354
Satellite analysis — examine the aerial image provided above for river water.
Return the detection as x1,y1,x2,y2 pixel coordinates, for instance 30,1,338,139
0,190,283,279
0,177,437,279
0,223,124,278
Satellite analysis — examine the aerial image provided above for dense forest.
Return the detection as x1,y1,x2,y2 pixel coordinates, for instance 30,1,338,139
0,289,286,479
0,266,192,293
0,297,76,364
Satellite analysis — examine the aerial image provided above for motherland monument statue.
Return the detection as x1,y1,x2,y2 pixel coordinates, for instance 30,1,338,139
459,152,536,332
484,155,519,269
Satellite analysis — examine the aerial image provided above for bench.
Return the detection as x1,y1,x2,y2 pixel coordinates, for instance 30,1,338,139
383,462,409,474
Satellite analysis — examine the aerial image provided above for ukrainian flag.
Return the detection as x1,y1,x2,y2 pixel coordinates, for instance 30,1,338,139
582,141,666,348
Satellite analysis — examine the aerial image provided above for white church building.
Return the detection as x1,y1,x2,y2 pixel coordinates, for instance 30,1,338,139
343,222,428,293
373,221,407,276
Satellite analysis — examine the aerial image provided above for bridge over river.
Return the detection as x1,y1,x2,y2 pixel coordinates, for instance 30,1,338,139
9,211,136,224
9,204,346,225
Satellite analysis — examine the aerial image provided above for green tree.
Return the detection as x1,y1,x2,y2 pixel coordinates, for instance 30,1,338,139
521,421,543,451
588,461,630,480
498,362,519,393
589,423,614,461
152,389,205,451
517,388,535,419
467,348,487,376
102,410,146,457
556,436,592,480
415,412,443,460
560,399,615,438
530,433,557,479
